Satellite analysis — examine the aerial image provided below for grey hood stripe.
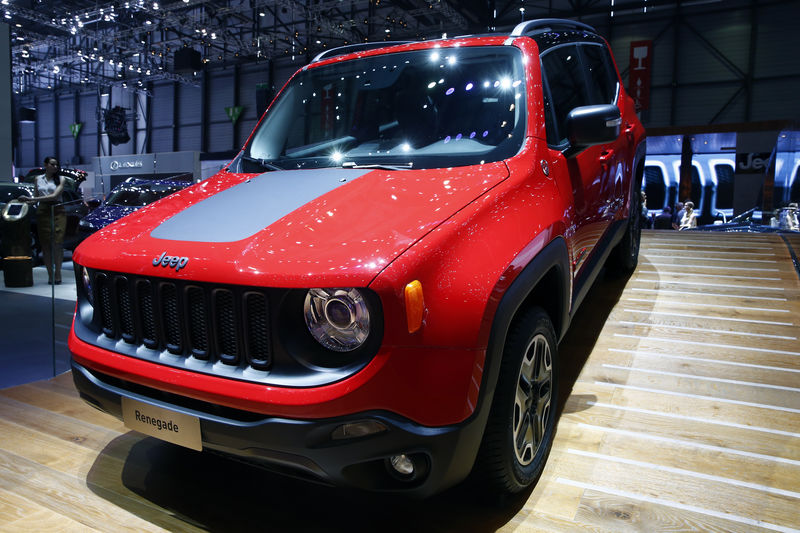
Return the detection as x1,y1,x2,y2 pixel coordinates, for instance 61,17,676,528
150,168,371,243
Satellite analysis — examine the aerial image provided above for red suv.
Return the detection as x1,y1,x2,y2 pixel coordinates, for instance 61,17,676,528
70,19,645,497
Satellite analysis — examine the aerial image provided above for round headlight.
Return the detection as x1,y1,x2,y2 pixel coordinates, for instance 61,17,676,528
81,266,93,305
304,288,370,352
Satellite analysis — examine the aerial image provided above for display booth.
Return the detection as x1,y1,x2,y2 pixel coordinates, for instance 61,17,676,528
93,151,201,195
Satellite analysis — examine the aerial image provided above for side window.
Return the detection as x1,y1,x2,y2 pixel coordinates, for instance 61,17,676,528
540,44,590,146
714,163,735,210
581,44,618,104
644,165,666,209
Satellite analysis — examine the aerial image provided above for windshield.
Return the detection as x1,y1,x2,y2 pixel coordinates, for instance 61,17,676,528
237,46,526,171
106,185,184,207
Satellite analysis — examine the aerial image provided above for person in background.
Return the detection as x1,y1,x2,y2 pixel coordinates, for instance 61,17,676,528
653,205,673,229
679,201,697,230
672,201,685,230
640,191,653,229
18,156,66,284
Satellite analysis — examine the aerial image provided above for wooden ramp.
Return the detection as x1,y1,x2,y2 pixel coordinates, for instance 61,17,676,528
1,230,799,532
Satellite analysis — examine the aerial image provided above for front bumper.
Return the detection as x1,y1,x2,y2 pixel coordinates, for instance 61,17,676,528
72,360,486,497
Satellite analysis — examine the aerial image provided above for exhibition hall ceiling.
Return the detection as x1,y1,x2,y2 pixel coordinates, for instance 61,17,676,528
6,0,727,95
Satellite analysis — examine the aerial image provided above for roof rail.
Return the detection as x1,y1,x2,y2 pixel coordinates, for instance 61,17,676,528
510,18,596,37
311,41,413,63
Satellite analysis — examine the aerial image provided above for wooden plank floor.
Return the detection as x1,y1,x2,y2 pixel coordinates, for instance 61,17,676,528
1,230,799,532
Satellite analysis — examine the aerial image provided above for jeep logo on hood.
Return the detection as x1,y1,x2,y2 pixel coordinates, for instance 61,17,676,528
153,252,189,271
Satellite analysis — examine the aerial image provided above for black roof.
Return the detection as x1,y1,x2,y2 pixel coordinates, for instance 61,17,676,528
310,18,605,64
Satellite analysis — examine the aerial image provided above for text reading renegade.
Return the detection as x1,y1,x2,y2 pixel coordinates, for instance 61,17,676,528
135,409,181,433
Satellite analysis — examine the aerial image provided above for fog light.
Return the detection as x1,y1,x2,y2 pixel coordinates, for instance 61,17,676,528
389,454,415,476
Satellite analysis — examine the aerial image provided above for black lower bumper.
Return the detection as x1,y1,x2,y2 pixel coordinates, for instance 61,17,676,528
71,360,486,497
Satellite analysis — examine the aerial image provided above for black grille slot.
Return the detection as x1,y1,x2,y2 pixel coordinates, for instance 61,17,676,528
187,286,209,358
215,289,238,364
86,271,272,371
137,280,157,348
161,283,182,354
117,278,135,343
98,274,114,336
245,292,271,369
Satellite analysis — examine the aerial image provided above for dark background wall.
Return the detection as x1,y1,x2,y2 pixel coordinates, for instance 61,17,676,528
12,1,800,170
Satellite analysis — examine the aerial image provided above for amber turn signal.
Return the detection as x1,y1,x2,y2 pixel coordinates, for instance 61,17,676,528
404,280,425,333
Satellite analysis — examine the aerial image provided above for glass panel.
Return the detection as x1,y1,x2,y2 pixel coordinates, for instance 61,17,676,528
0,168,88,389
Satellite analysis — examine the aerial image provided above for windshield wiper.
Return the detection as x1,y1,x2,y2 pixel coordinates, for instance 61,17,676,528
341,162,413,171
242,155,285,171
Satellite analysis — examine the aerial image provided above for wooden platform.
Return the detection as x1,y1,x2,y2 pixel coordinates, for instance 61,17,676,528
1,230,799,532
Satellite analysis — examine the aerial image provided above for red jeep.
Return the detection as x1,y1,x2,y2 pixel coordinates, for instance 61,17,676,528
70,18,645,497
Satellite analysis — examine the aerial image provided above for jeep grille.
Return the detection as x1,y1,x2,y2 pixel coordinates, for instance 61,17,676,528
92,271,272,370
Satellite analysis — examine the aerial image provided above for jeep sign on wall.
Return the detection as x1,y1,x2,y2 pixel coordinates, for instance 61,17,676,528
734,131,779,216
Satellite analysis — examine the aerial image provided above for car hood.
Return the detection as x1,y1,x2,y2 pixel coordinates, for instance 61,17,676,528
83,204,140,229
74,164,509,286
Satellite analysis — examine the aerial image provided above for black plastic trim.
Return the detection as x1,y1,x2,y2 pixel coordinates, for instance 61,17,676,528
571,218,627,315
311,41,413,63
71,360,485,497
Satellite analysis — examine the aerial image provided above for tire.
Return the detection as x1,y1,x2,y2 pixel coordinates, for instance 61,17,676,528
474,307,558,494
610,188,641,273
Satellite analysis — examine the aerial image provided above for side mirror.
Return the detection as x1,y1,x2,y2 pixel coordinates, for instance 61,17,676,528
566,104,621,148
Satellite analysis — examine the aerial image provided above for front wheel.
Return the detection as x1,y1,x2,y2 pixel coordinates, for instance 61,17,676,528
474,307,558,494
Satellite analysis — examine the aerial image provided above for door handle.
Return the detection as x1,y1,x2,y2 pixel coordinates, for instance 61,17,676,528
624,122,635,141
599,150,614,166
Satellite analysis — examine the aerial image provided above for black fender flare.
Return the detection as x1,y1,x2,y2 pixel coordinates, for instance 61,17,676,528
470,236,570,437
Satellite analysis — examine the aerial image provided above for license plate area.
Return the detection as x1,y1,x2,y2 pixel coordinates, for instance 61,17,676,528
122,397,203,451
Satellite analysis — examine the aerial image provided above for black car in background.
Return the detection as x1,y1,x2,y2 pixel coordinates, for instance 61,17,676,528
0,182,36,258
1,170,93,261
78,176,193,238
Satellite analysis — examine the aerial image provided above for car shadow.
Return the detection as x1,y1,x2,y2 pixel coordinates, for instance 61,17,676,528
86,431,532,532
